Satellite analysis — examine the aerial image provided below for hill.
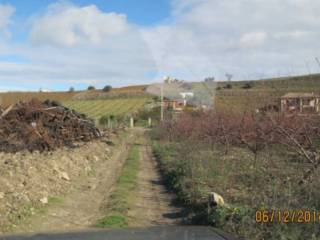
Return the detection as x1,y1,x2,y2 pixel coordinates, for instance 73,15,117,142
0,92,78,107
214,73,320,112
0,85,148,107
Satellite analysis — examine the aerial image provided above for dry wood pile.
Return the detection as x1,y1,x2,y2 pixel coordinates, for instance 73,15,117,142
0,99,100,153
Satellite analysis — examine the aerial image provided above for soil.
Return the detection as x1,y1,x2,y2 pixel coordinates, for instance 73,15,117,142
0,130,121,234
9,131,135,234
128,143,184,226
1,129,184,235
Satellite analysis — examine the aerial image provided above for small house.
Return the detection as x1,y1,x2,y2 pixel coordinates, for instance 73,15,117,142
163,99,185,111
280,93,320,114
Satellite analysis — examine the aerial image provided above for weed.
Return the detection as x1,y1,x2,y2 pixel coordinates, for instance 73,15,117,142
48,196,64,204
96,145,140,228
96,215,127,228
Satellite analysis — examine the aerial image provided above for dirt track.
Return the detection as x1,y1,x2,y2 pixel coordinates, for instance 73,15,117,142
8,129,183,234
12,132,134,234
128,142,184,226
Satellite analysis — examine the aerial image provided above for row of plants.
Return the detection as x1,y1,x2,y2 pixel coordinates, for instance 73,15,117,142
151,109,320,239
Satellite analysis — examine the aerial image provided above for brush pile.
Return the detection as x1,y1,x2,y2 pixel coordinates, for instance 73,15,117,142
0,99,101,153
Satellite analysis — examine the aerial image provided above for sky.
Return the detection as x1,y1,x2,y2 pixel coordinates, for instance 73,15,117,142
0,0,320,91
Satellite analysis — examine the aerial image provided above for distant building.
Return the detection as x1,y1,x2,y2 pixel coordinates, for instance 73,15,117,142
162,90,196,111
180,92,194,98
280,93,320,114
39,88,51,92
163,99,185,111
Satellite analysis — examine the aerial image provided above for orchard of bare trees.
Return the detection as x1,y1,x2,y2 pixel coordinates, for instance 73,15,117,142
152,109,320,239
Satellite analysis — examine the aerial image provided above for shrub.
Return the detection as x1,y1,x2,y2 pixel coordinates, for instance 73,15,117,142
242,82,254,89
87,86,95,91
224,84,232,89
99,114,127,127
68,87,75,92
103,85,112,92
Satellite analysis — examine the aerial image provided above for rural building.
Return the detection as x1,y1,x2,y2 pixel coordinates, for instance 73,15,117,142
163,99,185,111
180,92,194,99
163,76,184,84
280,93,320,114
163,91,196,111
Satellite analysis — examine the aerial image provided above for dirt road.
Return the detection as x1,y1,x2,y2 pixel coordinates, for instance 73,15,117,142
11,129,183,234
13,132,134,234
128,142,184,226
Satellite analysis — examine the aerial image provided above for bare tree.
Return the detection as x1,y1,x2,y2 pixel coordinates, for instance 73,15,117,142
225,73,233,81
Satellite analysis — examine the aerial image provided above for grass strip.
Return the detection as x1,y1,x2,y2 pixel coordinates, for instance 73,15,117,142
96,145,140,228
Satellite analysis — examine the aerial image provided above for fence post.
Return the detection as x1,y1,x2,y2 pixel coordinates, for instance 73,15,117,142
148,117,152,127
108,117,111,129
130,117,134,128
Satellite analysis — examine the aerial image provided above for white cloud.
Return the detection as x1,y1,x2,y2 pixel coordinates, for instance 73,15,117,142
142,0,320,81
30,3,129,47
273,30,311,40
240,32,268,48
2,0,320,91
0,4,15,38
0,2,156,90
0,5,14,29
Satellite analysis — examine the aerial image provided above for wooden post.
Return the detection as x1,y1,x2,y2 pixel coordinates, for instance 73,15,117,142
130,117,134,128
148,117,152,127
160,84,164,122
108,117,111,129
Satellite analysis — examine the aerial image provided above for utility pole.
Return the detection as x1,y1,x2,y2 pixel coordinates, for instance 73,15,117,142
160,84,164,122
315,57,320,69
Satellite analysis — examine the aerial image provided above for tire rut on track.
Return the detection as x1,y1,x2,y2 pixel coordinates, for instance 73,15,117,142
128,141,184,227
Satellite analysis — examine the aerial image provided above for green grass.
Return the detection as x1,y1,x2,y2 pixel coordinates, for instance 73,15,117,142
96,145,140,228
96,215,127,228
48,196,64,204
64,98,151,120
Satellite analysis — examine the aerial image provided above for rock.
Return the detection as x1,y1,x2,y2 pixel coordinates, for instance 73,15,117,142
88,184,96,190
93,155,99,162
208,192,225,206
59,172,70,181
40,197,48,204
0,192,4,199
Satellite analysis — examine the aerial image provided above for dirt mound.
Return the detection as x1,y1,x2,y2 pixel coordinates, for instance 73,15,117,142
0,99,100,153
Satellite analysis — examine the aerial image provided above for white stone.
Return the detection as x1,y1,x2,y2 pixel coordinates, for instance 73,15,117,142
40,197,48,204
208,192,225,206
60,172,70,181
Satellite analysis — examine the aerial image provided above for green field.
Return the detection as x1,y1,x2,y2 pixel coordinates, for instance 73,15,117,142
64,97,151,120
